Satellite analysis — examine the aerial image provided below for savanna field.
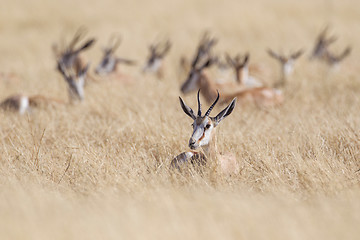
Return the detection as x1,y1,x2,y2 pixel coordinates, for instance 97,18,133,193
0,0,359,239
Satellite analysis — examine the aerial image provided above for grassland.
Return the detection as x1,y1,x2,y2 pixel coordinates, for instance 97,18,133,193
0,0,359,239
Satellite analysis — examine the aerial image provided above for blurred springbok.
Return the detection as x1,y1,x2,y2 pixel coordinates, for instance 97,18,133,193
0,60,89,114
172,90,238,174
310,26,351,68
95,35,136,78
267,49,303,87
310,25,337,60
57,59,90,103
0,94,30,114
142,39,172,79
181,32,240,95
178,32,218,81
0,94,66,115
225,52,264,87
181,52,283,107
53,27,95,74
322,46,351,68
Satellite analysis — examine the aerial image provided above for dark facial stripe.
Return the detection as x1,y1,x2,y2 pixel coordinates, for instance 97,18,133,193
198,131,205,142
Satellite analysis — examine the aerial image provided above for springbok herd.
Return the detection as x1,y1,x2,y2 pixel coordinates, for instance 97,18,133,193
0,26,351,171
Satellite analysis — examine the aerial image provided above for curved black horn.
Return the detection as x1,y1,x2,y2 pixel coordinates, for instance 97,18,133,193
205,90,219,116
197,89,202,117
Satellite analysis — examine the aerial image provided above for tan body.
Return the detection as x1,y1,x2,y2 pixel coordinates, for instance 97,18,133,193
0,94,65,114
184,68,283,107
95,34,136,83
142,39,171,80
172,133,239,175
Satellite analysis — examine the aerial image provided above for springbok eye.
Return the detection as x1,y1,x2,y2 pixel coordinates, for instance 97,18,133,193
205,124,211,129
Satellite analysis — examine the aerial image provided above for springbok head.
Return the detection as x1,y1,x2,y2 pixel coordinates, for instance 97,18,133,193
225,53,250,84
310,25,337,60
57,60,90,102
323,46,351,67
179,90,236,150
142,39,171,74
180,56,216,94
267,49,304,76
0,94,30,115
95,35,136,75
53,27,95,72
180,32,218,94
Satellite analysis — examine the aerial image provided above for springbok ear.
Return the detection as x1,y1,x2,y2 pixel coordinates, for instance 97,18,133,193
291,49,304,60
78,39,96,53
179,97,196,120
79,63,90,77
212,98,236,126
244,53,250,65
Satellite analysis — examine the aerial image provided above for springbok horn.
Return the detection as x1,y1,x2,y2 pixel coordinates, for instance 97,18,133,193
205,90,219,116
197,89,201,117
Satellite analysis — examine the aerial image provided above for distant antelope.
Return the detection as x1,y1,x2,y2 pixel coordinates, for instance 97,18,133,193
181,32,241,96
322,46,351,67
95,35,136,79
310,26,351,68
0,94,65,114
57,60,90,103
53,27,95,74
0,61,88,114
181,55,283,107
267,49,303,87
310,25,337,60
225,52,264,87
178,32,218,80
142,39,172,79
0,94,30,114
172,90,238,174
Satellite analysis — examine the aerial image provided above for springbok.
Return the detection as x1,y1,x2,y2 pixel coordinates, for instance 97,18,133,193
0,59,88,114
225,52,263,87
0,94,66,114
53,27,95,75
57,60,90,103
142,39,172,79
310,25,337,60
310,26,351,68
0,94,30,114
172,90,238,174
181,54,284,107
181,32,241,95
322,46,351,67
95,35,136,79
267,49,303,87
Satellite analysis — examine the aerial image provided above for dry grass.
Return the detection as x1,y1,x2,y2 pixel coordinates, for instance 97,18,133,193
0,0,360,239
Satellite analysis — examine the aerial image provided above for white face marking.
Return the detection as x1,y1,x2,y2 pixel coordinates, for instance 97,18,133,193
244,76,263,88
189,117,214,149
68,76,85,102
19,96,29,115
96,56,116,75
283,60,294,76
143,58,162,73
76,77,85,100
240,65,249,82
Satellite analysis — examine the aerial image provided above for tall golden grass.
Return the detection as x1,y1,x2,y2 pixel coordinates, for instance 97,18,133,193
0,0,359,239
